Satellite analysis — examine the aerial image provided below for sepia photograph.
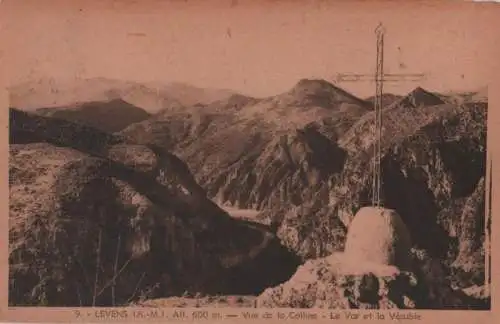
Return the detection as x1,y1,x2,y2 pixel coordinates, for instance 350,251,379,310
1,0,496,315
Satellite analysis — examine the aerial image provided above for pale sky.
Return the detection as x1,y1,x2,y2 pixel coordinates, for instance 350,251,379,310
1,0,498,98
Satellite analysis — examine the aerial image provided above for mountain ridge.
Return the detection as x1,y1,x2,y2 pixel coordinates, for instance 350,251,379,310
33,98,151,133
119,77,372,212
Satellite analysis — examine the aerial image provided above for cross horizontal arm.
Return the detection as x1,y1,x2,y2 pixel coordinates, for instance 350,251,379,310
335,73,426,82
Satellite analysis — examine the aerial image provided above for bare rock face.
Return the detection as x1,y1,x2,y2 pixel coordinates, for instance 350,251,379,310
8,109,301,307
444,177,487,289
269,101,486,259
453,177,486,271
210,127,347,210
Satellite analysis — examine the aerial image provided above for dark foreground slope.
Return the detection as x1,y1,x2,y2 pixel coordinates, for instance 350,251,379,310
8,109,300,307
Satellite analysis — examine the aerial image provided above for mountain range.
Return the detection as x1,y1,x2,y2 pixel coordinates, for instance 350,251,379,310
9,77,236,113
8,77,489,309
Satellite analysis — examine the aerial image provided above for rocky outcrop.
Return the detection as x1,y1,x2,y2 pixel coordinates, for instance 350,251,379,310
134,295,257,308
257,251,488,309
8,109,300,306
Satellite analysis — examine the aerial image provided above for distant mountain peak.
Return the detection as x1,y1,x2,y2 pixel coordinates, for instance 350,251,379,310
293,78,336,91
392,86,445,109
291,78,354,97
78,97,130,107
285,78,369,109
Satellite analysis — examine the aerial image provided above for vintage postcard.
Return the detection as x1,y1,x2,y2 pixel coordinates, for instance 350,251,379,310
0,0,499,323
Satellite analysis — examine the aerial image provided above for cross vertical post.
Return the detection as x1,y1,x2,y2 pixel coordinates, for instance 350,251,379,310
373,23,385,207
334,23,426,207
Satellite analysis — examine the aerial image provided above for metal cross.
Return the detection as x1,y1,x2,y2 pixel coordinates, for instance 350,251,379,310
334,23,426,207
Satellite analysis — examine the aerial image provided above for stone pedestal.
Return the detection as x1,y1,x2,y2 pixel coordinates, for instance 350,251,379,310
344,207,413,272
